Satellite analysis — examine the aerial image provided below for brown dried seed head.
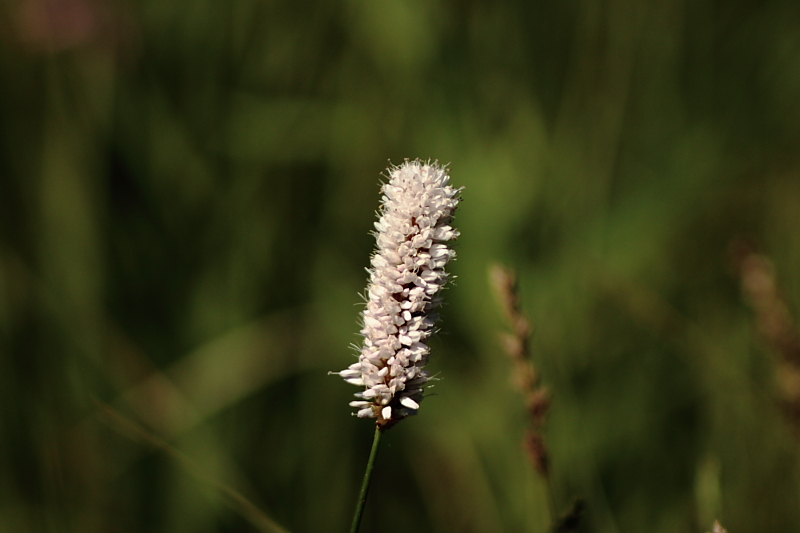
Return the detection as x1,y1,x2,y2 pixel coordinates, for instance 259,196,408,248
523,430,550,478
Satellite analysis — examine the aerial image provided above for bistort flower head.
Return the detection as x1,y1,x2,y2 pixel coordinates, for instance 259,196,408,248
336,159,462,428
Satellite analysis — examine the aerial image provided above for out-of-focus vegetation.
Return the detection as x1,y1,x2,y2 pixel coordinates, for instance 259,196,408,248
3,0,800,532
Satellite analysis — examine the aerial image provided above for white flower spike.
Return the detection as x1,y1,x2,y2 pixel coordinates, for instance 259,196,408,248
336,159,461,428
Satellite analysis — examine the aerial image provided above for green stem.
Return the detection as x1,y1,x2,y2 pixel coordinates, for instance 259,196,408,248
349,425,383,533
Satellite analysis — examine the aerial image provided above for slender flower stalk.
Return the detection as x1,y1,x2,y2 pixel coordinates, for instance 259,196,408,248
349,426,382,533
337,160,461,533
336,159,462,429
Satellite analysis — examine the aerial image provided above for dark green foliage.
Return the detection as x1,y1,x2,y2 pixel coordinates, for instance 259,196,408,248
2,0,800,532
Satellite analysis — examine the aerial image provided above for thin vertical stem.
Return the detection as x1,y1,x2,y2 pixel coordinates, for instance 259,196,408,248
349,425,383,533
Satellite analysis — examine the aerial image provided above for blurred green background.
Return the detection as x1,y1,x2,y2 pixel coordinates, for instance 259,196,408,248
3,0,800,532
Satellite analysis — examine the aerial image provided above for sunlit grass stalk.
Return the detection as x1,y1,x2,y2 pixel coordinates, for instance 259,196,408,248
94,400,289,533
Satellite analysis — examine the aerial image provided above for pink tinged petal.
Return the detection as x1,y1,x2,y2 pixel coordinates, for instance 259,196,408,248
366,355,384,368
385,250,402,264
399,271,418,284
405,316,423,329
362,326,387,340
408,342,428,355
388,376,406,390
362,376,381,388
420,270,439,282
378,346,395,359
384,281,403,293
363,315,381,329
430,244,450,258
415,251,431,263
437,228,454,241
357,408,375,418
339,368,360,378
371,254,388,269
409,287,426,300
382,300,401,315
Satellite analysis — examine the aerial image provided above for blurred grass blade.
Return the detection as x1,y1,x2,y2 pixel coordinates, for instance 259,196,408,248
94,399,291,533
